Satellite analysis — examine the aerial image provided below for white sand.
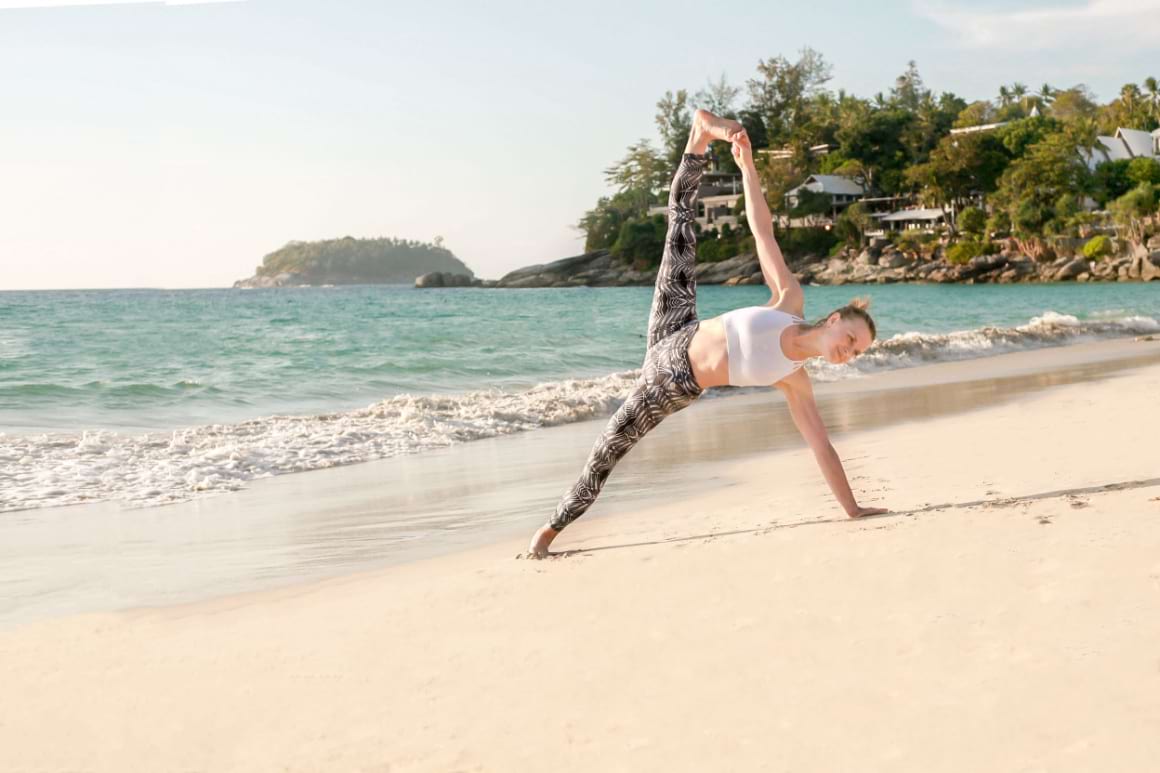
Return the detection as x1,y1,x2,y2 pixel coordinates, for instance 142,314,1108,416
2,352,1160,772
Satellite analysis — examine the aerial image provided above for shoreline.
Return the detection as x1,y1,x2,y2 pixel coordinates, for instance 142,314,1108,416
3,338,1160,770
2,335,1159,629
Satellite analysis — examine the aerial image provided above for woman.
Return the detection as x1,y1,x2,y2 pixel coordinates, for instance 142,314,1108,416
527,109,888,558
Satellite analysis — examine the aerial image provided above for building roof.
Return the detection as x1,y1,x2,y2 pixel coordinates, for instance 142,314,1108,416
1116,128,1156,158
1098,135,1133,161
949,121,1010,135
786,174,866,197
876,208,948,222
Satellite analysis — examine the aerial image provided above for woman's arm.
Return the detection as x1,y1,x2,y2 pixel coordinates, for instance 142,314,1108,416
733,136,802,307
776,369,889,518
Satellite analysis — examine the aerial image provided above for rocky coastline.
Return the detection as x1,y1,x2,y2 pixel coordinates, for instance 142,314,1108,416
415,235,1160,290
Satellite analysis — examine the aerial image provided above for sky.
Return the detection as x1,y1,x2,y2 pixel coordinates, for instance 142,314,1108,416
2,0,1158,289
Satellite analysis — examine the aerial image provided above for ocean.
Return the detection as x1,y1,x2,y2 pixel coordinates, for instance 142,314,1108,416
2,282,1158,514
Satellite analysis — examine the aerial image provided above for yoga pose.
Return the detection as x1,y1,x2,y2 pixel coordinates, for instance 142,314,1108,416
527,109,888,558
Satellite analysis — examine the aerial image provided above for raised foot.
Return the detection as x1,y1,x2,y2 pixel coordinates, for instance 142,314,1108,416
694,109,745,144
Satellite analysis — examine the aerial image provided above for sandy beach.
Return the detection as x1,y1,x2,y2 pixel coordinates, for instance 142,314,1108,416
3,340,1160,771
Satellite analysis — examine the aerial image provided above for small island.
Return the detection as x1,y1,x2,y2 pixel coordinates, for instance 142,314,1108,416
233,236,475,288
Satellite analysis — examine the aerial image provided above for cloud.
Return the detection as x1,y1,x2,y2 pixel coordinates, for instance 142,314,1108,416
914,0,1160,51
0,0,240,8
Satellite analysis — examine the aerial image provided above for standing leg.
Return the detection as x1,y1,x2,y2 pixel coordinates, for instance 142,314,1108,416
526,111,740,558
545,322,704,534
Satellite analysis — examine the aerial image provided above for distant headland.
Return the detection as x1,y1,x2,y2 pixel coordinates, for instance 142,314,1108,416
232,236,473,288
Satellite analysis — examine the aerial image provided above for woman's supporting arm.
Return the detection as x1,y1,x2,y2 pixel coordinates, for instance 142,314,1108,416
776,369,888,518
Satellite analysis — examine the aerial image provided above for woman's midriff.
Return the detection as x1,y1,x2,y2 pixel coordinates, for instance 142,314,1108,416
686,315,731,389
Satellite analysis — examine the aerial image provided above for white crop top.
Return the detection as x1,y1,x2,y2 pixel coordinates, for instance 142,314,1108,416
721,306,806,387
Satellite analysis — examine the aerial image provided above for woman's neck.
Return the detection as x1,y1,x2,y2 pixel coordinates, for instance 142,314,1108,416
785,324,823,361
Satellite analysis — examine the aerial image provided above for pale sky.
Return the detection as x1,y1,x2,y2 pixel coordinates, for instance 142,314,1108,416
2,0,1157,289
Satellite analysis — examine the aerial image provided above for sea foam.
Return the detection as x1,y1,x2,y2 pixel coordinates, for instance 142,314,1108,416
2,311,1156,513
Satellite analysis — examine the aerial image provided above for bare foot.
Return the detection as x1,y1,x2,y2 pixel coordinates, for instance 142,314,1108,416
688,109,744,153
524,523,560,559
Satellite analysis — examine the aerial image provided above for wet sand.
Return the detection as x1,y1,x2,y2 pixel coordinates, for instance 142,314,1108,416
2,338,1160,770
2,337,1159,628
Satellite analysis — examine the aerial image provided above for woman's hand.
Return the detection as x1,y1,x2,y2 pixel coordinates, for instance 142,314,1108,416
847,505,890,518
731,131,754,170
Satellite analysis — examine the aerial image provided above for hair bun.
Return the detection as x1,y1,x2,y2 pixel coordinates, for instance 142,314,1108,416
848,296,871,311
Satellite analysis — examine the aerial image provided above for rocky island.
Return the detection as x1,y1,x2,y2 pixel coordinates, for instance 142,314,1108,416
233,236,473,288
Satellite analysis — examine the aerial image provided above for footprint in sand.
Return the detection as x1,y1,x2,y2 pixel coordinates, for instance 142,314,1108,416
1037,516,1053,525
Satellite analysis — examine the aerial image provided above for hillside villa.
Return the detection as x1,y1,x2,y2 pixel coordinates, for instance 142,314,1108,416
649,121,1159,237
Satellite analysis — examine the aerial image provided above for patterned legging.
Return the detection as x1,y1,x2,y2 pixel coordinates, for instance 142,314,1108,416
551,153,709,531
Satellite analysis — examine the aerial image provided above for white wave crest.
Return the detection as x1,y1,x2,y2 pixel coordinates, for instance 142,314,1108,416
2,310,1157,513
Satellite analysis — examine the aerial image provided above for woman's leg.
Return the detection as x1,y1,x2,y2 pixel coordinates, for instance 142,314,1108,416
646,110,745,349
546,321,704,534
646,153,709,349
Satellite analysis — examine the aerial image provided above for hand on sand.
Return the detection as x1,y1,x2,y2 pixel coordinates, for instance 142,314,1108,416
848,506,890,518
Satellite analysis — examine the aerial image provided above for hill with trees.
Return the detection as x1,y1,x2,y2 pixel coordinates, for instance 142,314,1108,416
577,50,1160,277
233,236,472,287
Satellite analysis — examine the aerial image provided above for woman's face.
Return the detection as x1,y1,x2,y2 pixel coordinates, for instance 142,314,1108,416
822,314,873,364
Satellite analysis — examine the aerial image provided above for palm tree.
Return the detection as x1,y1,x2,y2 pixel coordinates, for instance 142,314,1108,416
1011,82,1029,112
1038,83,1056,104
1143,76,1160,126
997,84,1012,108
1071,116,1101,167
1120,83,1141,122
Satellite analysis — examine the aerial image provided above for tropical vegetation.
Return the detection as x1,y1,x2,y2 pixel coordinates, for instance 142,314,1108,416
578,51,1160,268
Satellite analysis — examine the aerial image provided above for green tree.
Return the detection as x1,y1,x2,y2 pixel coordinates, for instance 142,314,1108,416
1050,85,1098,123
610,215,668,266
835,108,914,193
788,188,833,220
994,115,1063,158
1127,157,1160,187
1082,234,1112,259
692,74,741,117
655,91,693,169
1092,159,1133,206
890,60,927,112
834,201,871,246
903,131,1009,220
1143,76,1160,127
576,191,639,251
954,100,995,128
745,47,833,148
958,206,986,236
1109,183,1157,247
756,154,809,216
988,131,1092,257
603,139,669,215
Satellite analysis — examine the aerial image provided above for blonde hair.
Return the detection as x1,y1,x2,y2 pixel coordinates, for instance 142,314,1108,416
812,296,877,340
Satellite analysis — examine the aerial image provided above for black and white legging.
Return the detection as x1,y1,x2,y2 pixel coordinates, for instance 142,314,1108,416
551,153,709,531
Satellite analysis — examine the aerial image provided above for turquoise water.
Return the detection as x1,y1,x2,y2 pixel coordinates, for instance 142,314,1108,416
2,283,1158,434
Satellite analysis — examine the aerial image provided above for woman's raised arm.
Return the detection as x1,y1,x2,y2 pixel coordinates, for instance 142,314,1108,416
733,136,802,308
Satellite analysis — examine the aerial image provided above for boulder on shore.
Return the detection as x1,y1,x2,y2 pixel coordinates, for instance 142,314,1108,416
415,271,481,288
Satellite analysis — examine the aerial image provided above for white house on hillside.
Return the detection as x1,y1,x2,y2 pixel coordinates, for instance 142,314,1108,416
1078,127,1160,171
870,207,949,232
784,174,867,211
649,169,744,233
